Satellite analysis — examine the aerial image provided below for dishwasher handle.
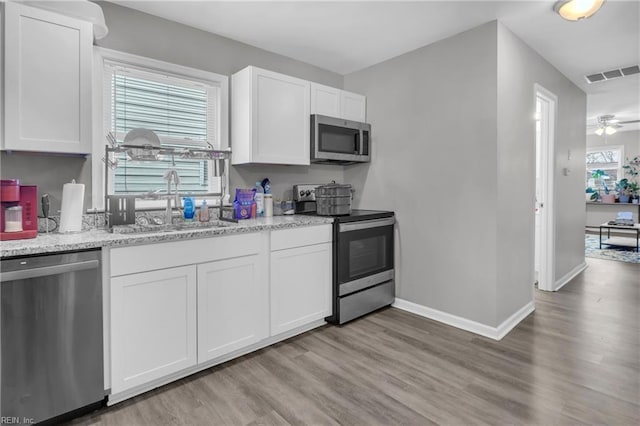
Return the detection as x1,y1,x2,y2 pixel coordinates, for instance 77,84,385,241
1,260,100,282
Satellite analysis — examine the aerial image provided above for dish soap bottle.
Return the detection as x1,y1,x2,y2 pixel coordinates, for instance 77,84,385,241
199,199,210,222
183,197,195,221
254,181,264,217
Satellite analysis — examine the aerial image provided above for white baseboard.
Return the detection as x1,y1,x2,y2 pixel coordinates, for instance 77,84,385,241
554,261,587,292
393,299,534,341
494,301,536,340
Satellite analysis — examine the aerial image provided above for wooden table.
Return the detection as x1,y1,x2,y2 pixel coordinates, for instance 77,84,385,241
599,223,640,252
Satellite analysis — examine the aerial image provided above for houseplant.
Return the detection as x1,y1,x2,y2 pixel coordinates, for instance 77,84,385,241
591,169,615,202
622,156,640,203
628,181,640,204
622,155,640,180
616,178,631,203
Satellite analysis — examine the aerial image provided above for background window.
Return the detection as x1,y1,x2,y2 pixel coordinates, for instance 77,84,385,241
585,146,624,190
104,61,220,195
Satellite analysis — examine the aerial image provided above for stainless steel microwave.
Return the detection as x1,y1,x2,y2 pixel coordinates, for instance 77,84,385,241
311,114,371,165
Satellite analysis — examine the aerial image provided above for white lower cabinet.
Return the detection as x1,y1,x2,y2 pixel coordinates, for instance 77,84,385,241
197,255,268,363
110,265,197,394
270,242,332,335
107,227,332,403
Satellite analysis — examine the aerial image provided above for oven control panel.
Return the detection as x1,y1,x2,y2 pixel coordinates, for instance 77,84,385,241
293,184,320,202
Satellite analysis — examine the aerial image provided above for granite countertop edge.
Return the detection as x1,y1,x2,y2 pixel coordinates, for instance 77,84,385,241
0,216,334,258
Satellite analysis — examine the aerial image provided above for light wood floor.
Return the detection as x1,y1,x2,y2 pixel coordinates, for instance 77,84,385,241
70,258,639,425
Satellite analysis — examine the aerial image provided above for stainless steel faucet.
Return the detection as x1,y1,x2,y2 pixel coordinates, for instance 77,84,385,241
164,169,181,224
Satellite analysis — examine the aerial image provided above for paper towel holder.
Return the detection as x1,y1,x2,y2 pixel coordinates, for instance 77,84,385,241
59,179,85,233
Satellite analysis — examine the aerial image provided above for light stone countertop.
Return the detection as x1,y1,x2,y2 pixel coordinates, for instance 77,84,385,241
0,215,333,258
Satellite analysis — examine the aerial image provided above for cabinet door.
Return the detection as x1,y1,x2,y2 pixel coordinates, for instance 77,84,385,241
310,83,341,118
232,66,311,165
197,255,268,363
251,67,310,165
3,2,92,153
341,91,367,122
270,242,332,335
111,266,197,394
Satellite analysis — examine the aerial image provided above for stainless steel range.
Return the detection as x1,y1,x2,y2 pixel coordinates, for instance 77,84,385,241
294,184,395,324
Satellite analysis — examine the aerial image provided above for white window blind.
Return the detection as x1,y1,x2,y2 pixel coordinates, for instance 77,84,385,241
104,62,220,195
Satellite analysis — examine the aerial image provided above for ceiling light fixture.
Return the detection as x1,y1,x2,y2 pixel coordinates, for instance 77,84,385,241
554,0,605,21
594,115,621,137
594,126,618,136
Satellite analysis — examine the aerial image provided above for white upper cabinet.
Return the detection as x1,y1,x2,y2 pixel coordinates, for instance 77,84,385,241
3,1,92,154
341,90,367,122
232,66,310,165
311,83,367,122
310,83,341,118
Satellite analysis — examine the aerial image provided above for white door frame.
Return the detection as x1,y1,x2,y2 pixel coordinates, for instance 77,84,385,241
534,84,557,292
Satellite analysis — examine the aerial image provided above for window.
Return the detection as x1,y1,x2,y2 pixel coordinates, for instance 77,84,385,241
586,145,624,191
92,48,228,209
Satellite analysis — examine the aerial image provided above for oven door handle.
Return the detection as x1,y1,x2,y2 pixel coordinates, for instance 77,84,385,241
339,217,395,233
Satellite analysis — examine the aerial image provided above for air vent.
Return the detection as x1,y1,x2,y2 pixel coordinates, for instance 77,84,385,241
586,73,606,83
585,65,639,84
621,65,640,76
603,69,622,79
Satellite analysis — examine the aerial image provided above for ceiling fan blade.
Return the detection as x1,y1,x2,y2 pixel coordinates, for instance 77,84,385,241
618,119,640,124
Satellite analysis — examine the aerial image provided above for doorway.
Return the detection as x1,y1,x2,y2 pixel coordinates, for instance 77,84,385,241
534,85,557,292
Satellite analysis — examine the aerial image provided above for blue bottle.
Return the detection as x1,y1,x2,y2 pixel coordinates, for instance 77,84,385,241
183,197,195,220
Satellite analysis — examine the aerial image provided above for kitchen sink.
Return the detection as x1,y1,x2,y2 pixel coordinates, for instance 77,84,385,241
110,220,235,234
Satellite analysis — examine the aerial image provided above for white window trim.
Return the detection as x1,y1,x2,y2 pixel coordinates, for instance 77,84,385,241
586,144,624,189
91,47,229,210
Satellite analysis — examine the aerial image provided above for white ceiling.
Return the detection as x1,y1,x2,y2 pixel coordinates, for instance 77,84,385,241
112,0,640,132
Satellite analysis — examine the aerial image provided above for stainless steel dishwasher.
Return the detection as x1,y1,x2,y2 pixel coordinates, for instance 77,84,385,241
1,250,104,423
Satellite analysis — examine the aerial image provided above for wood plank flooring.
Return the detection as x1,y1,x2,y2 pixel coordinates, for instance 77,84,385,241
69,258,639,425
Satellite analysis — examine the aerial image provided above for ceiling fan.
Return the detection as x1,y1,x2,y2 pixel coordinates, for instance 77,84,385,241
592,115,640,136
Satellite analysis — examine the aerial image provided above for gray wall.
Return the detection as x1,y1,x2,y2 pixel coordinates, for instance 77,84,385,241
344,21,586,328
344,22,500,326
97,1,347,203
495,23,586,323
0,152,91,215
1,1,346,212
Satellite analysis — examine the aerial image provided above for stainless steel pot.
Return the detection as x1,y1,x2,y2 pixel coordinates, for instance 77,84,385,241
315,182,353,197
316,204,351,216
315,182,353,216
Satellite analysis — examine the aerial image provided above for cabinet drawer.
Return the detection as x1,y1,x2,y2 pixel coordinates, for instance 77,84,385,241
271,224,332,251
111,232,262,276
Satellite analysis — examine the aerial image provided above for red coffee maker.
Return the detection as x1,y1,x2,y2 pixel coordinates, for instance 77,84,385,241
0,179,38,241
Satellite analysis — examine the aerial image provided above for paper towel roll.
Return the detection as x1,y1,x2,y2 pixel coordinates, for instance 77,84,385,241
59,180,84,233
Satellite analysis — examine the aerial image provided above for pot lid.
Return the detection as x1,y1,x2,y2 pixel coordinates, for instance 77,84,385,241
317,181,352,189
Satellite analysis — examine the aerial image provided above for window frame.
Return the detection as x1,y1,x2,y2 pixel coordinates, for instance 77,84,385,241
585,145,624,191
92,47,229,210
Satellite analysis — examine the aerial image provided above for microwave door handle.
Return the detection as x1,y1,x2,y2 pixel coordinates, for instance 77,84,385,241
357,130,364,155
